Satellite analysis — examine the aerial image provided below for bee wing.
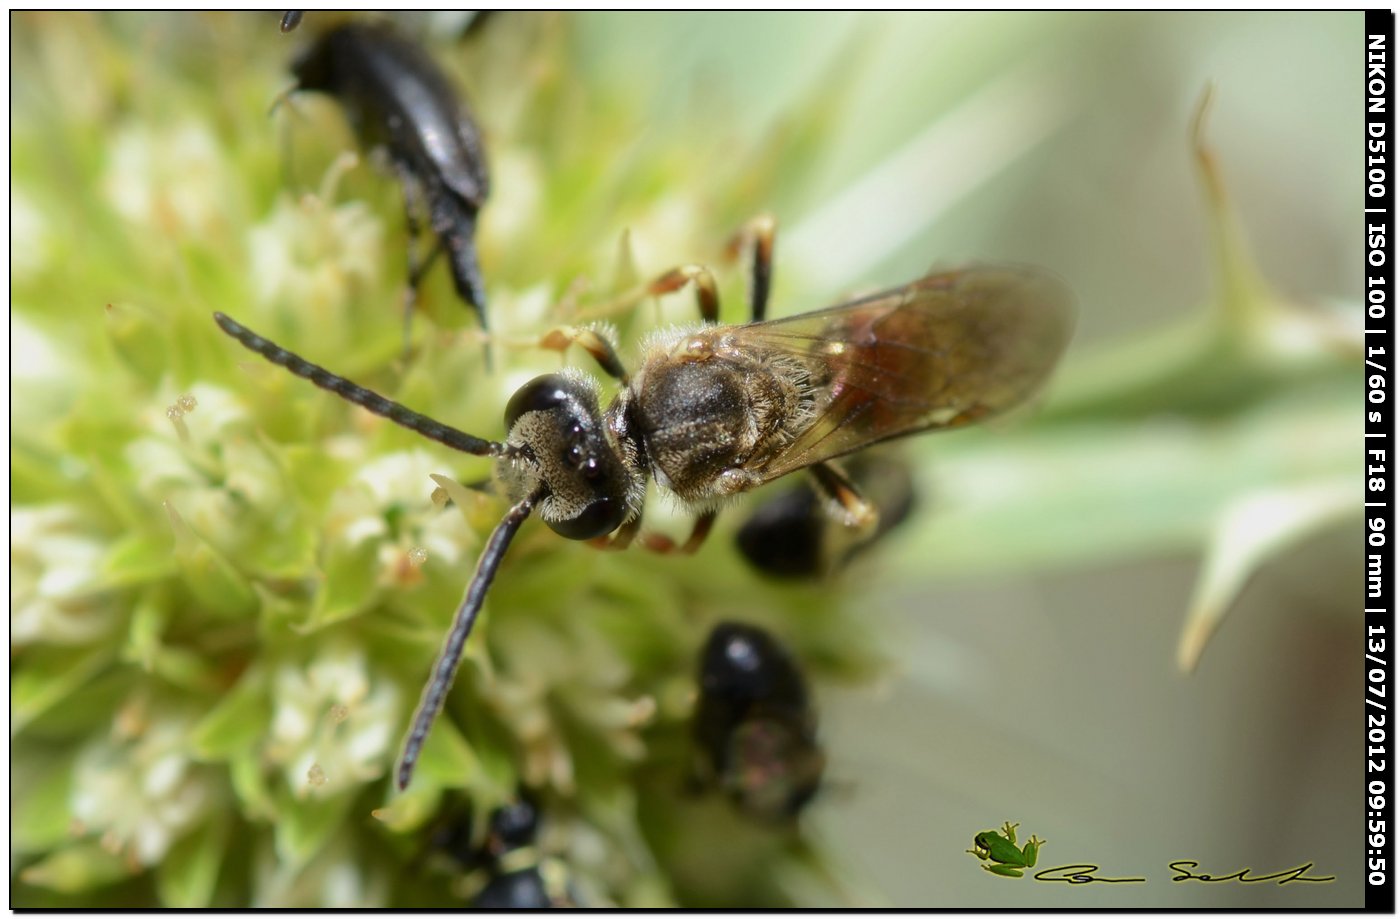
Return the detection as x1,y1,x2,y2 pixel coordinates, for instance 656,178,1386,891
744,265,1074,482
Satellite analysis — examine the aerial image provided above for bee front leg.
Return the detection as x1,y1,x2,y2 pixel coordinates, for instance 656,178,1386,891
809,462,878,535
640,510,717,555
537,325,630,383
722,213,777,323
591,514,642,551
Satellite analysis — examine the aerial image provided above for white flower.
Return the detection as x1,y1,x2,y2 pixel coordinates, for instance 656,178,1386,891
326,449,475,586
70,713,214,866
103,120,234,239
266,643,402,797
124,384,287,558
12,186,51,280
10,505,119,647
246,166,383,326
252,834,390,908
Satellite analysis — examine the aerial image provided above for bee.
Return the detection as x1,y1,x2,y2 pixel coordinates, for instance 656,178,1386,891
289,21,490,350
735,451,917,579
692,621,825,823
279,10,303,33
213,227,1073,790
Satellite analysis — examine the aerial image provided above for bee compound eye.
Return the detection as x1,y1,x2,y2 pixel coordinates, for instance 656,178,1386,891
504,374,572,427
546,495,626,540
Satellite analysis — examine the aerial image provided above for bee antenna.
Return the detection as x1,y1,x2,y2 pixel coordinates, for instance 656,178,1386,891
213,312,505,457
396,488,543,790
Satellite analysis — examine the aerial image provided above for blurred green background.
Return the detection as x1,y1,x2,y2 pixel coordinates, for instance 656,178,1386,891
11,12,1362,907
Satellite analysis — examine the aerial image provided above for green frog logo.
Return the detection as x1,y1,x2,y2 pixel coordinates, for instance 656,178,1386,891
966,821,1045,878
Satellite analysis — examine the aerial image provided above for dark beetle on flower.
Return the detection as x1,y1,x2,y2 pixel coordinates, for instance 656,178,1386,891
425,794,573,908
735,452,917,580
290,20,491,348
693,621,825,822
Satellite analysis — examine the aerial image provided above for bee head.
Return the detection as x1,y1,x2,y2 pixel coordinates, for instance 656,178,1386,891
501,372,633,540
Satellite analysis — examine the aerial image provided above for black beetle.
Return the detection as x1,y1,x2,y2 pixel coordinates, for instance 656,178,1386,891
424,794,572,908
291,21,491,348
693,622,825,823
735,453,917,579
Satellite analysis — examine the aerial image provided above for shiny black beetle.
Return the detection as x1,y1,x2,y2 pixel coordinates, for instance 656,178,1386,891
291,21,491,344
693,622,825,823
425,795,570,908
735,453,917,579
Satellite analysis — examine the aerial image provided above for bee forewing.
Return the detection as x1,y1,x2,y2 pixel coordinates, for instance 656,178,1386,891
742,265,1074,482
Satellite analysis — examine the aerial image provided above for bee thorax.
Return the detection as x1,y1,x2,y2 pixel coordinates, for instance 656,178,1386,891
631,352,808,503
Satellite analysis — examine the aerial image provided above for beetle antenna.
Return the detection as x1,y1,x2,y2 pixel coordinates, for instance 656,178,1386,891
213,312,507,457
267,79,303,120
396,488,543,790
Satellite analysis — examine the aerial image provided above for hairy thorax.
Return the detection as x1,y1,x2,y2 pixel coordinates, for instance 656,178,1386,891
615,328,817,504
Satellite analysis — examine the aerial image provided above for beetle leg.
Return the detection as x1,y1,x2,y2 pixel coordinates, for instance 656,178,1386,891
394,163,441,355
399,240,443,356
809,462,878,535
407,239,444,289
641,510,717,555
722,213,777,323
431,195,489,324
537,325,629,384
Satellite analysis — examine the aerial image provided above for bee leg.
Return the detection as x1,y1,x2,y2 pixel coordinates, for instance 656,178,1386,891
591,514,642,551
537,325,630,383
641,510,717,555
568,263,718,325
722,213,777,322
809,462,879,535
646,264,721,325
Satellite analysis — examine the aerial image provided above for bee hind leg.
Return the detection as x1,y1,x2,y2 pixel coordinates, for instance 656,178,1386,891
722,213,777,323
646,264,720,325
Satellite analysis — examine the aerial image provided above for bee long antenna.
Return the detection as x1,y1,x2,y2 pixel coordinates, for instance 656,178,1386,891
213,312,506,457
396,489,543,790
